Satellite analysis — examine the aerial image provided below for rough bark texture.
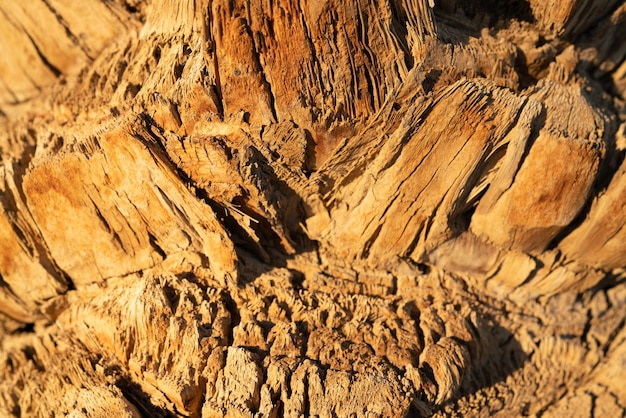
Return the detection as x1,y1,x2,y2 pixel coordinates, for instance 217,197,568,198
1,0,625,417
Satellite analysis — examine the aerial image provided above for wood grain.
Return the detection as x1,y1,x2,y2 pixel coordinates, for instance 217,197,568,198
1,0,625,416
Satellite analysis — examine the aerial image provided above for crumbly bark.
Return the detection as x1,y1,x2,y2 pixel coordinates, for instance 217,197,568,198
1,1,625,416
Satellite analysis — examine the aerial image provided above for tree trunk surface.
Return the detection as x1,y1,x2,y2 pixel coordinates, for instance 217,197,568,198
1,0,625,416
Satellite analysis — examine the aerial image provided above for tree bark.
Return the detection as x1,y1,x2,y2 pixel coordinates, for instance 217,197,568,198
1,0,625,416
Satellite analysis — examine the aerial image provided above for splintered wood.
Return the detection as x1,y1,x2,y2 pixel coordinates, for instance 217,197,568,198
1,0,625,417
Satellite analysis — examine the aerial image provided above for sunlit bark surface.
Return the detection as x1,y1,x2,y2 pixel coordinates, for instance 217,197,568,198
1,1,625,416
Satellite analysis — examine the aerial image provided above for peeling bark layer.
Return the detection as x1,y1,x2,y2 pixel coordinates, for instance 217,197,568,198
1,0,626,417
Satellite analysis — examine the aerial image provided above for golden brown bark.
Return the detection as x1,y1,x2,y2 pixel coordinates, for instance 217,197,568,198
1,0,625,416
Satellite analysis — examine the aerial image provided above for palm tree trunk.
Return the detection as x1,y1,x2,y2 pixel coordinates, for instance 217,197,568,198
1,0,625,416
